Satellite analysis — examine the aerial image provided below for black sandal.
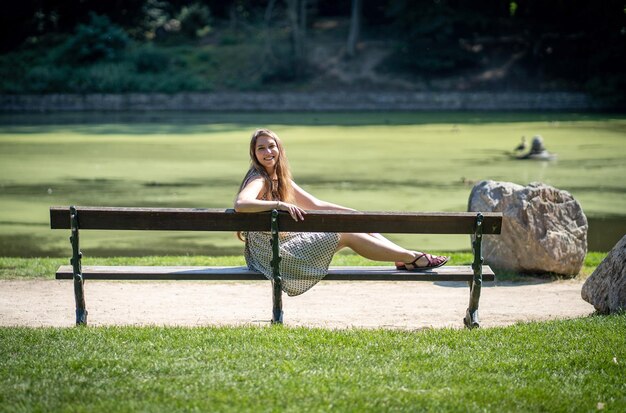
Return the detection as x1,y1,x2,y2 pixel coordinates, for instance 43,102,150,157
395,253,449,270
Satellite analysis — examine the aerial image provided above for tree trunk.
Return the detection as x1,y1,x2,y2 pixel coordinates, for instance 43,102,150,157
229,4,238,31
264,0,277,25
263,0,277,56
347,0,362,57
287,0,307,78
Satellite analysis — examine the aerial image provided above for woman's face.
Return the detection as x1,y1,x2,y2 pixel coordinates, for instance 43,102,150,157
254,135,280,173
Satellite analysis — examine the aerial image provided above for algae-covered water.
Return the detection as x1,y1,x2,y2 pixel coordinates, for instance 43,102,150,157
0,112,624,257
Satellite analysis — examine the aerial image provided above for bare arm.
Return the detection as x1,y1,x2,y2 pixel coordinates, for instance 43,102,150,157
234,177,277,212
291,182,393,238
291,181,356,212
234,177,305,221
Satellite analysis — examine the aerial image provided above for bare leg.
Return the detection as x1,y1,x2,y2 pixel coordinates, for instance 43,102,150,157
337,233,448,267
337,233,416,263
368,232,402,249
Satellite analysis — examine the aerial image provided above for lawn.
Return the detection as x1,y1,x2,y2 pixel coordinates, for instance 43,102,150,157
0,111,624,257
1,315,625,412
0,252,608,281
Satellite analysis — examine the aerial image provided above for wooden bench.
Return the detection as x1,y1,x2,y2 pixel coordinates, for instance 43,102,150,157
50,206,502,328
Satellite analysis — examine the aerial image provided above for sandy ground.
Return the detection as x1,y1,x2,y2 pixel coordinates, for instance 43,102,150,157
0,278,595,329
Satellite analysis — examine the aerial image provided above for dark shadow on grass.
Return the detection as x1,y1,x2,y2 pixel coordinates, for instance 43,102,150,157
2,111,620,133
433,268,577,287
81,245,243,258
0,234,67,258
0,234,243,258
1,177,239,199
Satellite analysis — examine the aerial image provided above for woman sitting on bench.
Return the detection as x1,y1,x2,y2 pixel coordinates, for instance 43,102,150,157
234,128,448,296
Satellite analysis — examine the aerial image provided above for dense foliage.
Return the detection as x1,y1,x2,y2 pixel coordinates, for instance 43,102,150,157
0,1,624,103
56,13,130,64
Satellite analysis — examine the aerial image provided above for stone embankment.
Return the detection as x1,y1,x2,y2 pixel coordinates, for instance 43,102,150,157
0,91,606,112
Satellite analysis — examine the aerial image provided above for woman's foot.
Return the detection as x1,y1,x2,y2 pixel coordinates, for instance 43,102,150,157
395,253,449,271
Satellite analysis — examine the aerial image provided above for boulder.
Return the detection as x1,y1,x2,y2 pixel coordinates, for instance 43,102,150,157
581,236,626,314
468,180,587,276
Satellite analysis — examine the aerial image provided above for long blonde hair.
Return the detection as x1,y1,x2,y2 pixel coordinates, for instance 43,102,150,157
238,128,295,204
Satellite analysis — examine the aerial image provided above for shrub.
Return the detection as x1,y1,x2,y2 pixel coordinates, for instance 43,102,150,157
132,46,170,73
140,0,174,39
387,13,479,75
23,66,72,92
586,75,626,108
177,3,211,39
261,46,298,85
59,13,130,64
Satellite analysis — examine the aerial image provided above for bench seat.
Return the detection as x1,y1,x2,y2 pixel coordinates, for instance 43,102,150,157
56,265,495,282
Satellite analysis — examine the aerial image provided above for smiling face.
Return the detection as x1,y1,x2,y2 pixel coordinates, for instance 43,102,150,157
245,128,294,203
254,134,280,174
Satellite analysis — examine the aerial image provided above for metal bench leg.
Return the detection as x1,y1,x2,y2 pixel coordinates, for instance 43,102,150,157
464,213,484,329
271,279,283,324
465,279,482,329
70,206,87,325
270,210,283,324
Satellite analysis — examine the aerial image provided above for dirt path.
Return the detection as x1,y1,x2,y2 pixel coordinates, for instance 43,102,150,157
0,279,594,329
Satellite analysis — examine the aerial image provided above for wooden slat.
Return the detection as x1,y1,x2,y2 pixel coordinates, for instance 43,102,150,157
50,207,502,234
56,265,495,282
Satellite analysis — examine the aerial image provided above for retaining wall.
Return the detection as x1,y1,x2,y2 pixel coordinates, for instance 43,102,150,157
0,91,607,112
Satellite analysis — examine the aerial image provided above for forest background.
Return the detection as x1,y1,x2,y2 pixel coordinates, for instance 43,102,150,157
1,0,625,107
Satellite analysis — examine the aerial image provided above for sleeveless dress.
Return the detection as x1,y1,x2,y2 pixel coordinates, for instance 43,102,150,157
241,171,340,296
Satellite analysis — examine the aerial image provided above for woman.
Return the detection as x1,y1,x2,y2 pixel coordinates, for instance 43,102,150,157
234,128,448,296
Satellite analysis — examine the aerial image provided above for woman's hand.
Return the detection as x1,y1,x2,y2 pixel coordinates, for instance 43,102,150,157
277,201,306,221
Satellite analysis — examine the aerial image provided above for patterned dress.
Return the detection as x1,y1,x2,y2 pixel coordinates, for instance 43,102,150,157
241,171,340,296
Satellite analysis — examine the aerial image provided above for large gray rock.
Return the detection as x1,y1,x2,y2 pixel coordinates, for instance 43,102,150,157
468,180,587,276
581,236,626,314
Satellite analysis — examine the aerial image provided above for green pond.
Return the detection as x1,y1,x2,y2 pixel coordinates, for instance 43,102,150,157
0,111,624,257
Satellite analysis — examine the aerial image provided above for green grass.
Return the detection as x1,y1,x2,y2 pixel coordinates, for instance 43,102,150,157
0,252,608,280
0,250,617,411
1,315,625,412
1,112,625,256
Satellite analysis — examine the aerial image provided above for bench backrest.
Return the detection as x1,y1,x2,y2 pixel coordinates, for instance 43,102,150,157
50,207,502,234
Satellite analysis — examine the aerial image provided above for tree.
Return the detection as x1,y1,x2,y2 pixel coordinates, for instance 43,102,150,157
286,0,307,78
346,0,361,57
